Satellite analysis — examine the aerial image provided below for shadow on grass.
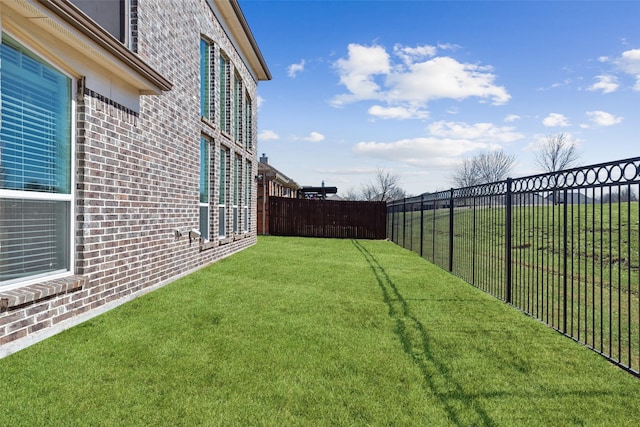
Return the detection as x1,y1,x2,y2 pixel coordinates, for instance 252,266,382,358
352,240,496,426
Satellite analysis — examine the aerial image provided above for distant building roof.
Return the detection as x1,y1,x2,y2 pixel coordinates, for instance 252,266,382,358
258,154,300,189
299,183,338,199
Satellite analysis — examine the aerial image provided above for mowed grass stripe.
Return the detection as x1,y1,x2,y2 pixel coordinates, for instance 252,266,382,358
0,236,639,426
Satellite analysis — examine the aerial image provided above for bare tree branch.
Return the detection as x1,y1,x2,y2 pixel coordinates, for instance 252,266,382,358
342,188,361,201
452,150,516,187
451,157,479,188
535,132,580,173
474,150,516,183
361,168,406,201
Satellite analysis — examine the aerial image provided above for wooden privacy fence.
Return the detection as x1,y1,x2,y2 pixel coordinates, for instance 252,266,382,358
269,197,386,239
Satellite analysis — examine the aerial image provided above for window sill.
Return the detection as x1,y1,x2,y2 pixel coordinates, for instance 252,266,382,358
220,130,232,141
200,116,217,132
0,275,87,312
218,236,233,246
198,233,251,252
200,239,216,251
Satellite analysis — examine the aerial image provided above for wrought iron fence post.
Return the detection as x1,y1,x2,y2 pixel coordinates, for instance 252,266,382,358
420,193,425,257
403,197,407,248
394,203,398,243
505,178,513,304
562,188,568,333
448,188,454,272
388,203,392,242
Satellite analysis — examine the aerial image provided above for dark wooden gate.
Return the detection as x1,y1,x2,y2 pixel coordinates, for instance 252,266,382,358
269,197,386,239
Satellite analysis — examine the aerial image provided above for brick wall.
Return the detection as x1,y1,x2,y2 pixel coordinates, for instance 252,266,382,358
0,0,261,354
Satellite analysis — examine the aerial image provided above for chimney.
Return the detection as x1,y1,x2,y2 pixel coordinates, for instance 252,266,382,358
259,153,268,164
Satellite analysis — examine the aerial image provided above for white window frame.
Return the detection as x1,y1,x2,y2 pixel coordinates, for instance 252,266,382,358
219,54,230,134
0,32,76,290
244,91,252,151
200,38,211,120
233,73,242,143
199,137,210,240
70,0,132,48
243,159,250,233
218,147,228,238
233,155,239,234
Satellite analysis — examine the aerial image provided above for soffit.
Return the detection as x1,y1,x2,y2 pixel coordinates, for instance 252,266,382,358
214,0,271,81
2,0,172,94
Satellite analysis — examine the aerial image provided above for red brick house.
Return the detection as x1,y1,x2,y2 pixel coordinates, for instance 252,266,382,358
256,154,300,235
0,0,270,355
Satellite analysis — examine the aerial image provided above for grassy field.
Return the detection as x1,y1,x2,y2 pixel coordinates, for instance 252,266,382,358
1,236,640,426
391,201,640,372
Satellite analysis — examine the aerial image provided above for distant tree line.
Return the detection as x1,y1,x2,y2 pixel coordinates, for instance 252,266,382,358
345,168,406,202
451,133,580,188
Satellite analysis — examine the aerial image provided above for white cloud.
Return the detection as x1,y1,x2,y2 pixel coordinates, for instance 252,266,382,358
368,104,428,120
386,56,510,105
428,121,523,144
288,60,305,78
617,49,640,73
331,43,510,113
615,49,640,90
303,131,326,142
314,166,378,175
332,43,391,105
437,42,461,51
352,119,521,169
588,75,619,94
258,130,279,141
586,110,623,126
538,79,572,91
353,137,487,168
543,113,570,127
504,114,520,123
393,43,437,65
257,96,265,109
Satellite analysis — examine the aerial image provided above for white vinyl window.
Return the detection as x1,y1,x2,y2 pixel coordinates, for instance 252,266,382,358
70,0,132,48
200,38,211,119
244,91,252,151
218,147,228,238
219,55,230,134
199,137,210,240
233,155,240,233
233,74,242,143
244,160,250,233
0,34,73,287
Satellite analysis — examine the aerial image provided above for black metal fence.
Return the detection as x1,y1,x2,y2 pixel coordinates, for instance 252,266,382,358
388,156,640,377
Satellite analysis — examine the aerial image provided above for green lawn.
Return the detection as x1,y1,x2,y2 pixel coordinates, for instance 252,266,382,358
1,236,639,426
393,202,640,371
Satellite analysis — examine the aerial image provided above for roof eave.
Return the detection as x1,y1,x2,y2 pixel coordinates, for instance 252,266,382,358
38,0,173,93
216,0,271,81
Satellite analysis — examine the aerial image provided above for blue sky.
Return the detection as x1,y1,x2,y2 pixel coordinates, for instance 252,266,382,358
240,0,640,196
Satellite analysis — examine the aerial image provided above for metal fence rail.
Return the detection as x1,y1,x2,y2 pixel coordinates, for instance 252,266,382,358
388,156,640,377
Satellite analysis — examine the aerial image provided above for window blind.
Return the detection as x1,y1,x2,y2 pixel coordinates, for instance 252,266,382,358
0,35,71,285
